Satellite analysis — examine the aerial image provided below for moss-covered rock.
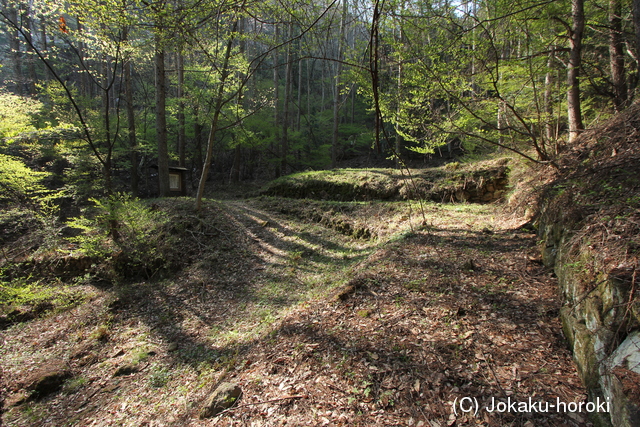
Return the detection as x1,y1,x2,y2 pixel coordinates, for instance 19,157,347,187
537,103,640,427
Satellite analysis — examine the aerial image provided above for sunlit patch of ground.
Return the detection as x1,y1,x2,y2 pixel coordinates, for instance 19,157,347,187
1,197,588,426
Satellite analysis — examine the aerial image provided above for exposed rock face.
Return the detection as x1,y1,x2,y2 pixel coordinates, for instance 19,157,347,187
453,175,509,203
113,364,139,377
601,332,640,426
534,101,640,427
539,207,640,427
199,382,242,419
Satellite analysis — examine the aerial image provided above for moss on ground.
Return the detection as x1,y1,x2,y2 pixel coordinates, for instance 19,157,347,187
260,158,511,202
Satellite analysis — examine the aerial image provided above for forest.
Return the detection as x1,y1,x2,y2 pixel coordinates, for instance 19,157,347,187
1,0,637,199
1,0,640,426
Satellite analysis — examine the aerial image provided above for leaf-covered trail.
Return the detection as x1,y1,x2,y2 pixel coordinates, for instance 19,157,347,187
1,198,589,427
204,199,589,427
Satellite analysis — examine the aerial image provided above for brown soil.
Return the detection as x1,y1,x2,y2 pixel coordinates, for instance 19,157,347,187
1,197,590,426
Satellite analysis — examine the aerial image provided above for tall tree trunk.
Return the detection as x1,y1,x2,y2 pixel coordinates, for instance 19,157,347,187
633,0,640,88
331,0,348,168
124,30,139,197
77,18,90,98
273,25,281,178
100,52,114,198
230,18,248,184
177,50,186,167
297,51,303,131
350,85,356,124
307,59,312,120
567,0,585,143
194,109,204,181
101,56,109,176
7,7,22,95
394,17,403,168
230,145,241,183
395,61,403,167
544,49,556,152
497,98,506,147
281,22,293,175
370,0,382,155
24,12,37,95
609,0,627,111
321,57,326,111
155,37,170,197
40,19,51,82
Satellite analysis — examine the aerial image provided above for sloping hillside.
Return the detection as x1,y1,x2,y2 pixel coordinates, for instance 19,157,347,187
1,182,592,427
535,103,640,427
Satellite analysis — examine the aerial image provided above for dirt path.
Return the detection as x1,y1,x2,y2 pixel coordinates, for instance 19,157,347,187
1,198,589,426
199,199,590,426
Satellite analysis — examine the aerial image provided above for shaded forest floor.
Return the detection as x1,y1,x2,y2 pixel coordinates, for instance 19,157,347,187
1,194,590,426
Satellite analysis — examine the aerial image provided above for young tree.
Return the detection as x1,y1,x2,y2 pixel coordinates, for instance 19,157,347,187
195,18,240,210
1,1,129,194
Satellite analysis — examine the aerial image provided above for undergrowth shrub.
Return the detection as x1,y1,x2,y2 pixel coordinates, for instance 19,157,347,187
0,272,83,320
0,153,58,211
0,154,67,265
68,194,172,279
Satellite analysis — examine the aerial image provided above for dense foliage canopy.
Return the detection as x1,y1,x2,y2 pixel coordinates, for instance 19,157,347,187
1,0,639,201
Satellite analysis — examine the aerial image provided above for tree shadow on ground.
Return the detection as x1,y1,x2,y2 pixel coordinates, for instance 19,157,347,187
87,197,377,372
1,200,584,427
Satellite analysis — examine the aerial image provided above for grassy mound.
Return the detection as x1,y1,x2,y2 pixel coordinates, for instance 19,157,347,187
0,197,257,329
260,159,510,203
